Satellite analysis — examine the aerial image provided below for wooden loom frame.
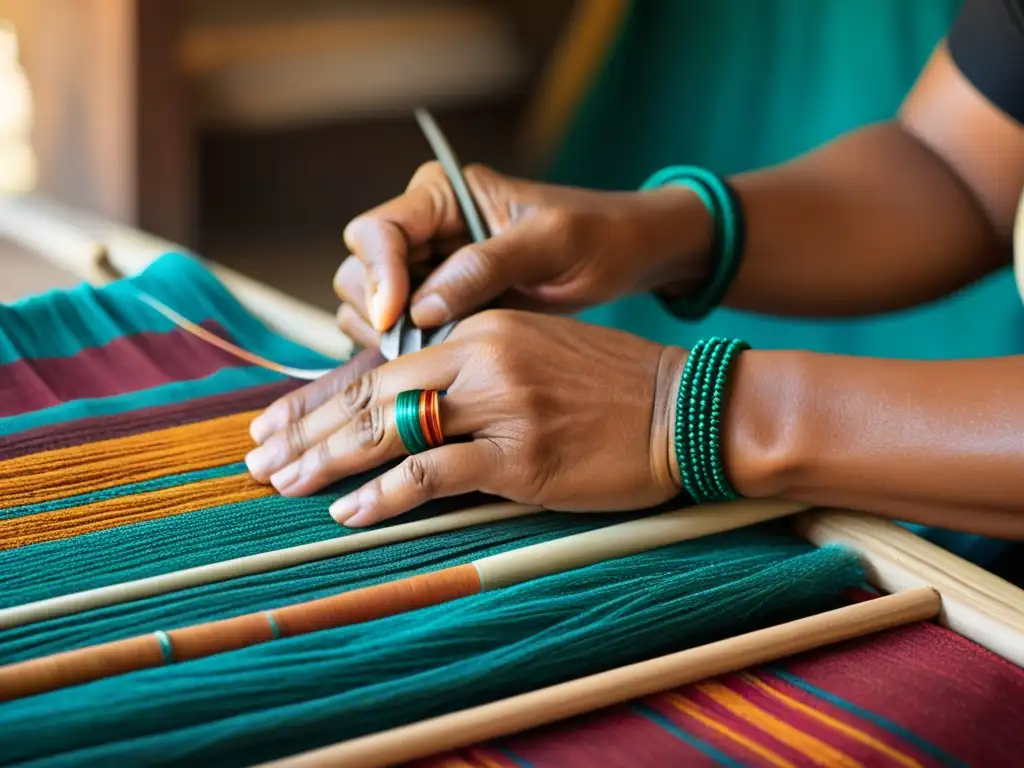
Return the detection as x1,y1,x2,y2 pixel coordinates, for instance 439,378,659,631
4,193,1024,767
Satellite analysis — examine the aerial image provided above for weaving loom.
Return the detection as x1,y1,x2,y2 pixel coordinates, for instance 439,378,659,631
3,197,1024,767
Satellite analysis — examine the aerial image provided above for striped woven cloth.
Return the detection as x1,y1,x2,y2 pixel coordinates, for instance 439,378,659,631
3,253,1024,767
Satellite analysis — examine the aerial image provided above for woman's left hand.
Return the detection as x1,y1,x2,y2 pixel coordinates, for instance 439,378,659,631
245,310,686,527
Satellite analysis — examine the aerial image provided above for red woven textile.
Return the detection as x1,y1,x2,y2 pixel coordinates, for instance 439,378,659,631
414,598,1024,767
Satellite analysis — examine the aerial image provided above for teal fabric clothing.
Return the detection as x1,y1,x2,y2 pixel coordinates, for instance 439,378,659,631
546,0,1020,567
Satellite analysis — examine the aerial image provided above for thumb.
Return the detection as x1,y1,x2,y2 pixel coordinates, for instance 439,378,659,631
409,216,558,326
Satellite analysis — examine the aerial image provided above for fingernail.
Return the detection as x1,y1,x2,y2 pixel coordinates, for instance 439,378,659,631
411,293,450,327
270,462,300,493
341,509,376,528
250,405,286,443
369,291,387,332
245,445,278,480
329,495,359,524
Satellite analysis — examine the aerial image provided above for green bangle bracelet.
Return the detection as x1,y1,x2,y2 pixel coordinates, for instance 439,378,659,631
641,165,745,320
673,337,749,504
395,389,430,455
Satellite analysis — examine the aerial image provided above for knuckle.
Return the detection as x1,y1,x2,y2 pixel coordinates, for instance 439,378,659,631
285,419,310,456
355,407,387,450
402,456,435,494
339,370,377,415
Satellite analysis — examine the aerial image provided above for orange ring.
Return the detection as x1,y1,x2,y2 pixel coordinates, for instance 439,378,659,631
422,390,443,447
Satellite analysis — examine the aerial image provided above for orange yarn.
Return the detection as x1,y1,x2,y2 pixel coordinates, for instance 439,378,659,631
0,472,272,550
0,411,260,508
0,563,483,701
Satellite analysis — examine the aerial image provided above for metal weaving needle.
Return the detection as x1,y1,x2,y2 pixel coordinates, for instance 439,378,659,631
379,108,493,361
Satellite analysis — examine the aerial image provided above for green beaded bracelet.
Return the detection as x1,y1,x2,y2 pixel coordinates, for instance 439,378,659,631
640,165,746,320
673,337,749,504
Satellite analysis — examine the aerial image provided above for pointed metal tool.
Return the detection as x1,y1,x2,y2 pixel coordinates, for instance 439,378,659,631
379,108,492,361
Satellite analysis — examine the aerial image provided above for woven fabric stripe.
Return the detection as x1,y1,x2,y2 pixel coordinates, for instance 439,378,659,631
0,378,300,462
0,251,340,438
0,410,259,507
1,252,335,368
0,322,247,418
429,604,1024,767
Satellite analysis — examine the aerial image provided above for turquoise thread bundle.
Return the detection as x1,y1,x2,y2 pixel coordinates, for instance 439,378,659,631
675,337,750,504
641,165,745,319
0,504,634,663
0,530,862,767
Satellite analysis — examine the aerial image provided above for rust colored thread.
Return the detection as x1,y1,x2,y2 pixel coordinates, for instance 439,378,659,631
0,634,167,702
0,410,261,508
0,564,482,702
0,473,273,550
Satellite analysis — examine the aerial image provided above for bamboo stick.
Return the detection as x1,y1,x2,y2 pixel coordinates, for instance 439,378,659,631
795,509,1024,668
257,586,941,768
0,194,352,360
0,502,543,630
0,499,806,701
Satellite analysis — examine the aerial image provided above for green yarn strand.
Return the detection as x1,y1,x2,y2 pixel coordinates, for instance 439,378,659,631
0,529,862,767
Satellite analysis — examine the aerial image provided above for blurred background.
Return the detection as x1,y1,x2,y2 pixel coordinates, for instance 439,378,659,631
2,0,1023,361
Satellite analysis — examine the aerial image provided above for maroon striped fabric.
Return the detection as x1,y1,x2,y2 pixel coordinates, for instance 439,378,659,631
0,348,385,460
0,379,300,461
0,322,247,417
414,594,1024,767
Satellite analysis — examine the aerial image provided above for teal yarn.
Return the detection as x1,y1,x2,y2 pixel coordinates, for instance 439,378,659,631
395,389,430,454
0,529,862,767
675,337,750,504
640,165,745,320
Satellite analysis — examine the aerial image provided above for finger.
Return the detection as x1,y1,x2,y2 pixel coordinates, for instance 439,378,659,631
337,304,379,350
410,216,558,328
343,162,465,332
332,256,369,320
245,343,463,482
328,441,497,527
269,387,483,498
249,348,385,444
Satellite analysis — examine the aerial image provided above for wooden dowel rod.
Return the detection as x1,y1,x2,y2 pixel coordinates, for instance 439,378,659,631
0,503,542,630
0,499,804,700
0,194,352,360
795,510,1024,668
258,586,941,768
475,499,809,589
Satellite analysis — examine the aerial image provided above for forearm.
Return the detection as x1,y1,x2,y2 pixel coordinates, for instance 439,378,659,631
648,121,1003,317
725,350,1024,537
720,121,1003,316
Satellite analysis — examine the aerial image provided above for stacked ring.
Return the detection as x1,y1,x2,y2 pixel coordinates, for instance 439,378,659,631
395,389,444,455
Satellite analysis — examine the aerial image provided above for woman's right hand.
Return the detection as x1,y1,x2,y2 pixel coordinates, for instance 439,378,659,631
334,161,712,347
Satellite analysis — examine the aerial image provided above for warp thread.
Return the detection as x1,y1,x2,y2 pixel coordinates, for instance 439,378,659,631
0,536,863,767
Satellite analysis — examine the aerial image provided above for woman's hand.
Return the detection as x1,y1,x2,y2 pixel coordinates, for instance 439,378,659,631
335,162,711,349
246,311,686,526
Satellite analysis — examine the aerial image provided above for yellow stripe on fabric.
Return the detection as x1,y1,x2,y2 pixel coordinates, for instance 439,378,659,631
741,674,923,768
0,411,259,507
695,682,864,768
663,692,796,768
0,472,272,550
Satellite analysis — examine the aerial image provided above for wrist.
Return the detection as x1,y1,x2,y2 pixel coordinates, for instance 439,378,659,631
651,345,688,495
721,349,812,498
628,186,714,296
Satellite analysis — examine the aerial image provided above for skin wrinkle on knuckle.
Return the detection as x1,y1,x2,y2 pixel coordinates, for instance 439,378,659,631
340,372,376,415
403,456,434,495
356,407,387,451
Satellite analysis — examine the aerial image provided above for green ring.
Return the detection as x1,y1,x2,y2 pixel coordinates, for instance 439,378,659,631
395,389,430,455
